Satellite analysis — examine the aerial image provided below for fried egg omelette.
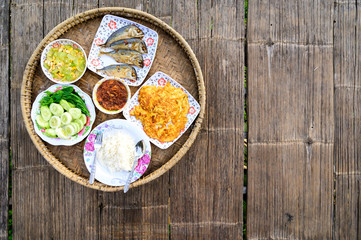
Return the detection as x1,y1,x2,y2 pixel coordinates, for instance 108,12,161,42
130,82,189,142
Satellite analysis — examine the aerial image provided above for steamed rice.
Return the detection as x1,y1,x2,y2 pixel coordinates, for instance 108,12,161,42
97,130,135,172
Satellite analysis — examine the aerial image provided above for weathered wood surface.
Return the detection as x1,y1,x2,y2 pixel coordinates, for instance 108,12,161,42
6,0,361,239
10,0,48,238
247,0,334,239
0,0,9,239
9,0,244,239
170,0,245,239
334,1,361,239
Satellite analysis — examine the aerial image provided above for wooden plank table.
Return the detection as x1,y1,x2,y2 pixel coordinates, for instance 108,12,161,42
1,0,361,239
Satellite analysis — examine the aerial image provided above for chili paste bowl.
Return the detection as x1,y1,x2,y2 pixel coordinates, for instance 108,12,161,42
92,77,131,115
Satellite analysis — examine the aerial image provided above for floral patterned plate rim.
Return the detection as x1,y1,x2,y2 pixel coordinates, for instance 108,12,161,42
123,71,201,149
40,39,87,85
31,84,96,146
83,119,151,186
87,14,158,86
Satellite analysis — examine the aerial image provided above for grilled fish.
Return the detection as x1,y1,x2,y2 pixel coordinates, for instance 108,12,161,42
102,38,148,54
100,25,144,47
96,64,137,81
99,49,144,68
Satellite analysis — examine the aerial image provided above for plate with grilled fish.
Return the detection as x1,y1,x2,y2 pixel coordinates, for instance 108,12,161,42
87,15,158,86
123,72,201,149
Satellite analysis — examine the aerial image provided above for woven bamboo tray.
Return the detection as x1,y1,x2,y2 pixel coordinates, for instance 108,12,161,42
21,8,205,191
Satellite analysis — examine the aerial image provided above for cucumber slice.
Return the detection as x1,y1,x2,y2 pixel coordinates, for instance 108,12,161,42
64,125,76,136
56,128,68,139
59,99,72,111
69,102,75,108
70,122,80,133
79,114,87,125
74,119,84,133
49,103,64,116
40,106,52,121
44,129,57,138
60,112,72,125
35,115,50,129
69,108,81,119
49,116,61,129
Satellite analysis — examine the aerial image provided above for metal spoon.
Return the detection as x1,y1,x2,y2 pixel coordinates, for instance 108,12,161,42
124,140,146,193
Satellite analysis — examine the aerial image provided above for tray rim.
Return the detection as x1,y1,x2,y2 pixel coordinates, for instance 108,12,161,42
21,7,205,192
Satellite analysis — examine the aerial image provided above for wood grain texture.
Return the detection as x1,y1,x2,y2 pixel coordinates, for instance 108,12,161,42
147,0,172,25
10,0,46,239
43,0,73,36
0,1,9,239
248,143,333,239
99,174,169,239
247,0,334,238
335,175,361,240
248,0,333,45
11,0,45,169
6,0,361,239
47,173,99,239
99,0,145,10
170,0,245,239
334,1,361,239
73,0,99,14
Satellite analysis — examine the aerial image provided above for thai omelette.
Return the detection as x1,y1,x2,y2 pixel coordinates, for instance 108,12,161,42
130,82,189,142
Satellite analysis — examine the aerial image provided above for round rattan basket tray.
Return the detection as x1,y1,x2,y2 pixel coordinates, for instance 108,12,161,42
21,8,205,191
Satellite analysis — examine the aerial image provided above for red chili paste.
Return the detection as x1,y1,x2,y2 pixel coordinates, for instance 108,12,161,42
96,80,127,111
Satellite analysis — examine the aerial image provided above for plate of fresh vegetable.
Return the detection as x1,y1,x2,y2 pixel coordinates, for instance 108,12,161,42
31,84,96,146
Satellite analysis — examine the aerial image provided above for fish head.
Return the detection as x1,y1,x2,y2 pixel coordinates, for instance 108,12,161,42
140,41,148,54
129,25,144,38
122,66,137,80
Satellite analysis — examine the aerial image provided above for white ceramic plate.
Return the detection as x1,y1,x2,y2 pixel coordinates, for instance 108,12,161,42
40,39,87,84
83,119,151,186
87,14,158,86
123,71,201,149
31,84,96,146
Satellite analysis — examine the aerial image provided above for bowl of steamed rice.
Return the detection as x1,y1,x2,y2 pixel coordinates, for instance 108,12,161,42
83,119,151,187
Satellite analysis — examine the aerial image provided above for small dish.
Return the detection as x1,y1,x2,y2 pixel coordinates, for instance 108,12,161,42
123,71,201,149
40,39,87,84
83,119,151,186
92,78,131,114
31,84,96,146
87,15,158,86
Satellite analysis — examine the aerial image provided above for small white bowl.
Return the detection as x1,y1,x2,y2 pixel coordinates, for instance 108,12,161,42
40,39,87,84
92,78,131,114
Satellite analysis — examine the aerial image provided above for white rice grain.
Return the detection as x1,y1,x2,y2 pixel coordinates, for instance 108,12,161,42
97,130,135,172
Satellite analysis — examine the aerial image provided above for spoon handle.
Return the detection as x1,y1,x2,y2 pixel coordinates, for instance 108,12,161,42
124,158,139,193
